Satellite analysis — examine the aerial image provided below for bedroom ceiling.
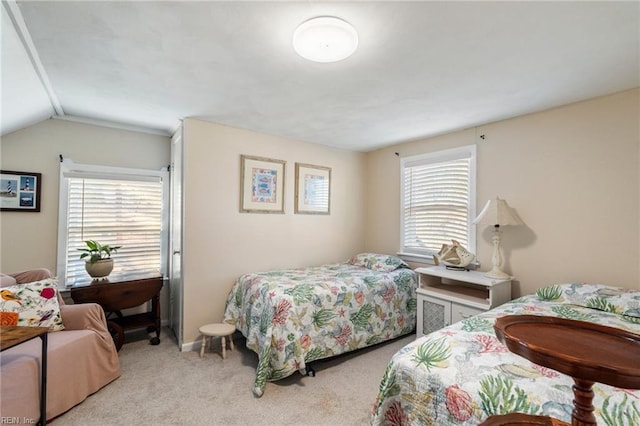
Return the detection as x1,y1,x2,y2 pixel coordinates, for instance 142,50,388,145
2,1,639,152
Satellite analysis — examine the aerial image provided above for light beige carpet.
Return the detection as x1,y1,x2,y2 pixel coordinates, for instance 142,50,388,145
52,328,414,425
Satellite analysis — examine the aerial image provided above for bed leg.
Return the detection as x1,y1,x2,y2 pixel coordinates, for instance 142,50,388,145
298,365,316,377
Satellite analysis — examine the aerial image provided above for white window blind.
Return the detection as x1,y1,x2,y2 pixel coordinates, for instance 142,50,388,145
400,146,476,259
58,160,167,286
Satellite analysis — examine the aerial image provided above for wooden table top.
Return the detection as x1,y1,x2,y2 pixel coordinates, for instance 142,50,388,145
494,315,640,390
481,413,569,426
70,274,163,312
69,272,163,288
0,325,48,351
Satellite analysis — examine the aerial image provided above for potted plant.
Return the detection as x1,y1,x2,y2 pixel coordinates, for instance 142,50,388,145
78,240,122,279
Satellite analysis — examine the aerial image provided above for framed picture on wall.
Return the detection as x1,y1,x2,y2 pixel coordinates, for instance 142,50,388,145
0,170,42,212
240,155,286,213
295,163,331,215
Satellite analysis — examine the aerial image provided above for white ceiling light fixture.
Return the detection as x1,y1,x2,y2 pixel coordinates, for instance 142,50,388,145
293,16,358,63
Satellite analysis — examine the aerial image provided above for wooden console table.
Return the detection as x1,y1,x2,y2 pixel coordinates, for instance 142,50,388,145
69,273,163,351
0,325,48,425
484,315,640,426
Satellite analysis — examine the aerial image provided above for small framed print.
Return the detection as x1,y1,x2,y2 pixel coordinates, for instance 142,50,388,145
295,163,331,215
240,155,286,214
0,170,42,212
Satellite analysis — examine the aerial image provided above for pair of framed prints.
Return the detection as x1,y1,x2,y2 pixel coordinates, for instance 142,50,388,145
240,155,330,215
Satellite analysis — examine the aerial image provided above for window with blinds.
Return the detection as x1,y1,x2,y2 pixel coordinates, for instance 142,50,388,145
400,145,476,260
57,160,168,286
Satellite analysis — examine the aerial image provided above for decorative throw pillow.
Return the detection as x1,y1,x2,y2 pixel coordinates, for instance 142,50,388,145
0,278,65,331
537,283,640,319
348,253,409,272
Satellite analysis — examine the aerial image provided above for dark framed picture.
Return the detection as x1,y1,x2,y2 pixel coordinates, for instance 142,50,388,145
0,170,42,212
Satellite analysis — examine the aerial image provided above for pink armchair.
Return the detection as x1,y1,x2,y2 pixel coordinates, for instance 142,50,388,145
1,269,121,422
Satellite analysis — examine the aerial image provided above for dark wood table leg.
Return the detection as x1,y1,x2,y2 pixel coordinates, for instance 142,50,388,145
39,332,47,426
150,294,160,345
571,378,596,426
107,320,124,351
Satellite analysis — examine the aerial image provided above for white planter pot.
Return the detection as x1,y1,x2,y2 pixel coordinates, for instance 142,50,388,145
85,259,114,279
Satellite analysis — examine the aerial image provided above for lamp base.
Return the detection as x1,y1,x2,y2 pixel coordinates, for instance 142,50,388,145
484,267,511,280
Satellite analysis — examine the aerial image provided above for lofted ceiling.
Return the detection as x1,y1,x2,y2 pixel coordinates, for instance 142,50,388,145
2,1,639,152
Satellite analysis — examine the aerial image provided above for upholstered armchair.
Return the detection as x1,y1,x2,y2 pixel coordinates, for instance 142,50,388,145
1,268,121,422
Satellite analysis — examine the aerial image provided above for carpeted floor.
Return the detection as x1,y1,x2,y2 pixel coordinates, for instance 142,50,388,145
52,328,415,425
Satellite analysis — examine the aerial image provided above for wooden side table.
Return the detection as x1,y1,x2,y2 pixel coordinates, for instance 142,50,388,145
486,315,640,426
69,273,163,351
0,325,49,425
481,413,569,425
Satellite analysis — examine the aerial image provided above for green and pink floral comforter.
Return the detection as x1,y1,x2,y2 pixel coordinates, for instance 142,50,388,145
223,254,417,397
371,283,640,425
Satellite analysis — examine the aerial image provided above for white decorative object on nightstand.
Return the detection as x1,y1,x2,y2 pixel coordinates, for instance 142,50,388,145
415,266,512,337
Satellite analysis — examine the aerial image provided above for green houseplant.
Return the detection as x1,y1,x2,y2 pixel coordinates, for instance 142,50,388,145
78,240,122,278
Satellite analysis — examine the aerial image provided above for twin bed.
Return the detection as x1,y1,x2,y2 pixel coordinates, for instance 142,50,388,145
371,282,640,425
224,254,639,425
223,253,417,396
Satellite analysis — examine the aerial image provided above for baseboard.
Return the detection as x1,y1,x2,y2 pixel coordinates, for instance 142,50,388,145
181,340,196,352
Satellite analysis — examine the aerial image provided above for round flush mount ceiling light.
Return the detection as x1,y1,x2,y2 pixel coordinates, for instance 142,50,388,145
293,16,358,63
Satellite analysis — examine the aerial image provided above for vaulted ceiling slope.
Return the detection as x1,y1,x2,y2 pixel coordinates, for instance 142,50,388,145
2,1,639,151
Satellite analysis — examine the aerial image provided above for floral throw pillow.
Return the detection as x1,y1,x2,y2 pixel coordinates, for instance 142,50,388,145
0,278,64,331
536,283,640,319
347,253,409,272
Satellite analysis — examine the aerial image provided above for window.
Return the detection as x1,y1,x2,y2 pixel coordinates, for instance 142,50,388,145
57,159,168,286
400,145,476,261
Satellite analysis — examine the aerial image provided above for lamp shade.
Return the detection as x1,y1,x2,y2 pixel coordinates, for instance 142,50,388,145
293,17,358,63
473,197,524,227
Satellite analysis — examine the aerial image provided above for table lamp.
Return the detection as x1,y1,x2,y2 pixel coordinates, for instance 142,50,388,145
473,197,524,279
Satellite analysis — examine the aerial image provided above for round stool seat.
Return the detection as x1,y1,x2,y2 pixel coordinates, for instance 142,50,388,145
198,323,235,359
199,323,235,337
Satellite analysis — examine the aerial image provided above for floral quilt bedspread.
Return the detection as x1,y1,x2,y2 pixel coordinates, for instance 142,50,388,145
371,283,640,425
223,261,417,396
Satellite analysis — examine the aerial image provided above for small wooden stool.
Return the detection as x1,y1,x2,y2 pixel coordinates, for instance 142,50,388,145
199,323,235,359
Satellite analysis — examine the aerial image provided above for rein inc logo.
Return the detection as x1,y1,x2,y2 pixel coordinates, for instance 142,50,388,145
0,418,36,424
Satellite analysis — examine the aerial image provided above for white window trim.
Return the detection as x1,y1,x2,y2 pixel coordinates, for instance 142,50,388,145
56,158,169,288
399,145,477,264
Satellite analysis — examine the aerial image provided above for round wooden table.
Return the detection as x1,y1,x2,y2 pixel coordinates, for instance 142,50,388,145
485,315,640,426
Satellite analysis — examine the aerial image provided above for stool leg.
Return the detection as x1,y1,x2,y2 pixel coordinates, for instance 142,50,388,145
200,336,206,358
221,336,227,359
229,334,234,351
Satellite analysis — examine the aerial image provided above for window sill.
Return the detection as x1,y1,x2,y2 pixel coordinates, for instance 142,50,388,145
397,252,481,270
396,252,436,265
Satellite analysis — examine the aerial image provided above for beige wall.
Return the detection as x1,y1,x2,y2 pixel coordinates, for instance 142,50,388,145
181,119,367,344
0,118,171,304
365,89,640,296
2,89,637,346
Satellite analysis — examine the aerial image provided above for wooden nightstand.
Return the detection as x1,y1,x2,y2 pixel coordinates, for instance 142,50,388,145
415,266,511,337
